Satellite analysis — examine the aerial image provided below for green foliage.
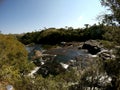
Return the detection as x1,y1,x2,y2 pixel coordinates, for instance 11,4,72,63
103,26,120,44
100,27,120,89
69,58,106,90
0,34,34,88
100,0,120,25
13,68,80,90
101,48,120,90
18,25,106,45
84,24,105,40
100,40,115,49
99,1,120,88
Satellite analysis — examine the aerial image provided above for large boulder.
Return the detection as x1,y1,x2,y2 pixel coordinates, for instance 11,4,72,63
82,40,101,55
32,50,43,60
31,50,43,66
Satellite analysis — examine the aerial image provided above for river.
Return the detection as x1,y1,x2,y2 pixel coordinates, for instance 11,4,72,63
25,44,93,64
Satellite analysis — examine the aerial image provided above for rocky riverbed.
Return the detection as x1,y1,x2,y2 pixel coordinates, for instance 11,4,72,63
26,40,115,77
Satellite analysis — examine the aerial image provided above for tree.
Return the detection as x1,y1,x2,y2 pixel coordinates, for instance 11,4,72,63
84,24,90,28
100,0,120,25
100,1,120,89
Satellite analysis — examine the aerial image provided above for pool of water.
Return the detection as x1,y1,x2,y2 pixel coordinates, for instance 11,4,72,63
44,48,89,63
26,45,89,63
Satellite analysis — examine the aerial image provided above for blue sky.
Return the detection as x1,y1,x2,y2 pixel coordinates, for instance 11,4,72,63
0,0,105,34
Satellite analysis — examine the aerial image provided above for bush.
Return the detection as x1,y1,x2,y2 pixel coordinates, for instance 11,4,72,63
0,34,34,87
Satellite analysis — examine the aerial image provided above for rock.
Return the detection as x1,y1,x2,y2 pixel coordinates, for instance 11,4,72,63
34,50,43,57
31,50,44,66
6,85,13,90
37,60,66,77
115,46,120,49
32,50,43,60
82,40,101,55
78,42,84,49
28,67,40,77
32,58,43,66
60,62,69,69
98,49,115,60
60,42,74,47
88,54,98,58
60,42,66,46
78,45,82,49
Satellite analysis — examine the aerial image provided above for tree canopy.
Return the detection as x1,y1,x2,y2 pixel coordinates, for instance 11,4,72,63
100,0,120,25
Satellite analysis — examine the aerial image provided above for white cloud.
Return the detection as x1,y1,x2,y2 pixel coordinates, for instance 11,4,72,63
77,16,83,21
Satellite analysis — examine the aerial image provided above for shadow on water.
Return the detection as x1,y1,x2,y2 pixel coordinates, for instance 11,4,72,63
44,48,89,63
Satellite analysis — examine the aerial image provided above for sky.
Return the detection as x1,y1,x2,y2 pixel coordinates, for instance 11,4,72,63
0,0,105,34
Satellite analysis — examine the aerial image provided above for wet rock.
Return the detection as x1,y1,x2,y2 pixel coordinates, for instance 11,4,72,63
82,40,101,55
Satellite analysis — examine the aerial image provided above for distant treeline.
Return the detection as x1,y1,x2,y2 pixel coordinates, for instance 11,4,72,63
18,24,120,45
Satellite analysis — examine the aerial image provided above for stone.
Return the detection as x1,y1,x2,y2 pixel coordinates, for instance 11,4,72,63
34,50,43,57
82,40,101,55
6,85,13,90
98,49,115,60
37,61,66,77
32,50,43,60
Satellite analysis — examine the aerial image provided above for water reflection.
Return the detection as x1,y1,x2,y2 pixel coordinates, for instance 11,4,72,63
26,45,89,63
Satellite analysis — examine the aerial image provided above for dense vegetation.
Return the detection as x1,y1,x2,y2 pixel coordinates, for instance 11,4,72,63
18,24,106,45
100,0,120,89
0,34,35,89
0,0,120,90
100,0,120,25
